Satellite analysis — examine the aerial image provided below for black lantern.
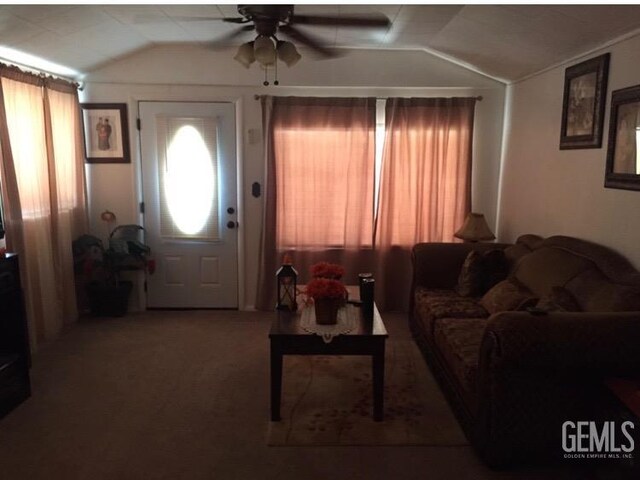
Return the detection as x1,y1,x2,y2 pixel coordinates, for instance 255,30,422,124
276,260,298,311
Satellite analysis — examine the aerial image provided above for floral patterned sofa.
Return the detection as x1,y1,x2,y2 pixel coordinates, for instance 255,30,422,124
410,234,640,467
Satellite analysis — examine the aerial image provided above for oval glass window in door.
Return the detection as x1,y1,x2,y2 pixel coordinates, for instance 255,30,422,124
157,116,220,240
165,125,215,235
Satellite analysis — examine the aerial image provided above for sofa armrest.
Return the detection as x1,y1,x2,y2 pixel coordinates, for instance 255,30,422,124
411,242,509,290
479,311,640,374
474,311,640,466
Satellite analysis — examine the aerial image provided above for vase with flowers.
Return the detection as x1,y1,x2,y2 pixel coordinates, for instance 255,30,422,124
305,270,347,325
310,261,345,280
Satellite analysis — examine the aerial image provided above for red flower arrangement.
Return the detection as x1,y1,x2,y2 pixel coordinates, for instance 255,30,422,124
304,278,347,301
310,262,345,280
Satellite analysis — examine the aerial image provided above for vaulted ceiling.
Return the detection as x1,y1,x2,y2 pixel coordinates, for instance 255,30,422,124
1,4,640,83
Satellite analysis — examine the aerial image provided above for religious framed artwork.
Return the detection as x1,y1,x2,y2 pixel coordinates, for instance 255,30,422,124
559,53,610,150
604,85,640,191
80,103,131,163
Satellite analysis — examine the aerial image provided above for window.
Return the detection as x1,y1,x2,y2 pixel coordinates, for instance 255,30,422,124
156,116,220,240
375,98,476,248
271,97,475,249
0,69,88,346
258,95,476,311
272,97,376,250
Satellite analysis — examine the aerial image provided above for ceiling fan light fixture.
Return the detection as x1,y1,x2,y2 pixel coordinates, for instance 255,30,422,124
234,41,255,68
254,35,276,66
277,41,301,67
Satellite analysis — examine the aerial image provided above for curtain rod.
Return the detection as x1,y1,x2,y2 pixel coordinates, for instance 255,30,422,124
0,61,81,90
254,94,482,101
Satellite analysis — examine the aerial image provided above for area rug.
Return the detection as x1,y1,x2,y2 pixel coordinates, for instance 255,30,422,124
267,340,468,446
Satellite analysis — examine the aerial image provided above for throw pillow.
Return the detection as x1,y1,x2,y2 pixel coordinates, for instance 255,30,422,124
456,248,510,297
536,286,581,312
482,249,509,292
455,250,484,297
480,279,538,314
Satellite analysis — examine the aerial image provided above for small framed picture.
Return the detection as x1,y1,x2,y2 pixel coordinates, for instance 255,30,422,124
559,53,610,150
604,85,640,191
80,103,131,163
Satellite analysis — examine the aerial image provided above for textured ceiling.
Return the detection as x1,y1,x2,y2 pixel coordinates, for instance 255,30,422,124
0,4,639,82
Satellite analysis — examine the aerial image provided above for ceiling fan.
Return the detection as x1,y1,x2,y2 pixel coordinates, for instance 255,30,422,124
213,4,392,60
134,5,391,84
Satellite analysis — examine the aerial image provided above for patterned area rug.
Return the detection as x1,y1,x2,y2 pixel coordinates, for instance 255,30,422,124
267,340,469,446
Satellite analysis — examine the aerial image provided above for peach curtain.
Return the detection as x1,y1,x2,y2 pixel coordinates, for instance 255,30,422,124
256,96,376,309
0,67,87,350
374,97,476,310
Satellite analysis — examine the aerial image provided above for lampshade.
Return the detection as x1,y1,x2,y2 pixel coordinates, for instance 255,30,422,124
234,42,255,68
454,213,495,242
277,41,301,67
254,35,276,66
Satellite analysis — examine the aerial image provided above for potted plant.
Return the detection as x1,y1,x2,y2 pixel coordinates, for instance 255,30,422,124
310,261,345,280
304,277,347,325
73,225,152,317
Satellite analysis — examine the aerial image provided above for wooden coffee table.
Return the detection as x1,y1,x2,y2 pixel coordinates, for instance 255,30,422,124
269,299,388,422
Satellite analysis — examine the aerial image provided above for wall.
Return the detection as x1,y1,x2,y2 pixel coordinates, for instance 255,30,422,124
498,33,640,268
81,44,506,309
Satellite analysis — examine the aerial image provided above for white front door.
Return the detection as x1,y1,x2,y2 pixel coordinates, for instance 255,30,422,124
139,101,238,308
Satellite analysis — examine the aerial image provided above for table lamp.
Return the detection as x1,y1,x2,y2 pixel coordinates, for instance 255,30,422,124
454,213,495,242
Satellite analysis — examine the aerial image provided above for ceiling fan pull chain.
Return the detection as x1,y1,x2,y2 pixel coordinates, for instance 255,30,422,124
263,65,269,86
274,54,279,86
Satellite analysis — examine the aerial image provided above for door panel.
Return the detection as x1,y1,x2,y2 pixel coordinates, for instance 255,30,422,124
200,257,220,285
140,101,238,308
164,256,185,286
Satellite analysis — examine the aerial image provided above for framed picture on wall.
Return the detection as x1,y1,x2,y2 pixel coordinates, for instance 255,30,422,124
80,103,131,163
604,85,640,191
559,53,610,150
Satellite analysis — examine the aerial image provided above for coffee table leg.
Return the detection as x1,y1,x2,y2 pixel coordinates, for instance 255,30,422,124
270,345,283,421
372,346,385,421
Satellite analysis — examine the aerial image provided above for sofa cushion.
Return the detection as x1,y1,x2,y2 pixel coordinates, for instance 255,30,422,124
433,318,487,394
480,279,538,314
504,244,531,267
565,269,640,312
414,287,460,301
456,249,509,297
512,247,594,298
536,286,581,312
414,286,488,338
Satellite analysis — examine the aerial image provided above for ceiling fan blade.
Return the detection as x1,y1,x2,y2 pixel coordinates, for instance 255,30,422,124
132,14,227,24
223,17,251,24
291,14,390,28
208,25,255,48
279,25,338,59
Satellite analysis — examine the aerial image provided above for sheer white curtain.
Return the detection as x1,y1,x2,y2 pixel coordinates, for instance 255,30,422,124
256,96,376,310
46,85,89,326
374,97,476,310
0,68,87,349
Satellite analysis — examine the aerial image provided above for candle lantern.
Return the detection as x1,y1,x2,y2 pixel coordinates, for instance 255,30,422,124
276,257,298,311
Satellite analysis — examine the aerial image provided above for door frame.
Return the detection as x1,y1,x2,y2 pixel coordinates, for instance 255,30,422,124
130,95,245,310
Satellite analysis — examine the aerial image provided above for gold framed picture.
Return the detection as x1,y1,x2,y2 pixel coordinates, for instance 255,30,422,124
559,53,610,150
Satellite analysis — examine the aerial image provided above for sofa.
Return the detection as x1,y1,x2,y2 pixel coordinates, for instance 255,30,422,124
410,234,640,467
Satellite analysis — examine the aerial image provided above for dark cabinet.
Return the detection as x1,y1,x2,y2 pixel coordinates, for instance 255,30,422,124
0,254,31,418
